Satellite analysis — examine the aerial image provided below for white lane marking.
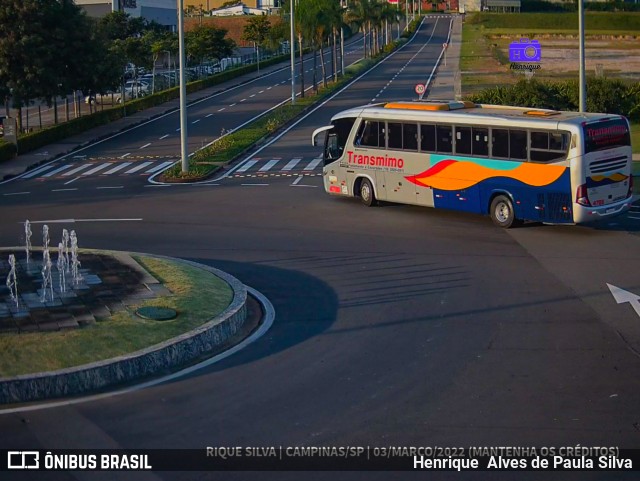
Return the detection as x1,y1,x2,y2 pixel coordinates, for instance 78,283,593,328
629,215,640,220
81,163,113,176
282,158,301,171
120,152,131,158
22,164,57,178
62,164,93,176
267,86,272,90
64,177,81,185
259,159,280,172
52,188,78,192
259,90,264,94
159,134,169,140
250,94,256,98
229,103,236,107
42,164,74,178
192,119,201,124
292,175,304,185
96,186,124,189
102,162,132,175
236,159,258,173
240,98,247,102
26,218,142,223
241,183,269,186
176,127,181,132
124,161,153,174
3,191,30,196
303,158,322,171
291,184,318,188
145,161,176,174
217,108,225,112
206,113,214,117
140,142,152,149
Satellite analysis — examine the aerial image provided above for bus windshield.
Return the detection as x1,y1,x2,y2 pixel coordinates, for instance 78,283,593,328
324,118,356,164
583,118,630,153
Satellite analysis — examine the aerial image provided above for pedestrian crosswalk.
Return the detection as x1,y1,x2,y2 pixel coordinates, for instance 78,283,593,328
20,156,325,181
21,157,179,180
229,157,324,178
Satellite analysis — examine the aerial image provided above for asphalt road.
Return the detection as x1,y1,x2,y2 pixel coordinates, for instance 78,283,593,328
1,15,640,481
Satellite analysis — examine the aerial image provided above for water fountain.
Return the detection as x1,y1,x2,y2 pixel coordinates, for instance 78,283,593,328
56,242,67,293
5,254,18,309
61,229,70,272
40,250,54,303
24,220,32,266
70,230,82,285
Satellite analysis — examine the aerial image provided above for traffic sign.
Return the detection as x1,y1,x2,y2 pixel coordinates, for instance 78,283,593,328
415,84,425,95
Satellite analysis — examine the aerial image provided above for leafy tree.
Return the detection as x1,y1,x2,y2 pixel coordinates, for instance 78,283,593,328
242,16,271,71
0,0,102,128
186,25,236,73
98,10,146,41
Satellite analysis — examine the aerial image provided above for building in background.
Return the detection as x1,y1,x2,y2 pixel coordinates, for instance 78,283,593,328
184,0,282,13
74,0,177,29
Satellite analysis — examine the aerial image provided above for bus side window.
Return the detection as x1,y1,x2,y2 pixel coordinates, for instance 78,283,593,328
356,120,381,147
530,131,569,162
455,126,471,155
403,123,418,151
510,130,528,160
388,122,403,150
436,125,453,153
420,124,436,152
472,127,488,156
492,128,509,158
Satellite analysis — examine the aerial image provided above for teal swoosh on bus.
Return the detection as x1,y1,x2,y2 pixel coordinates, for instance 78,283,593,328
430,155,521,171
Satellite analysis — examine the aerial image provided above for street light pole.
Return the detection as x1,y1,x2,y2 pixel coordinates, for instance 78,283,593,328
178,0,189,173
290,0,296,104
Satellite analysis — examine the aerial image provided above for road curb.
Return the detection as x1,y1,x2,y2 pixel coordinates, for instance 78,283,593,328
0,251,249,405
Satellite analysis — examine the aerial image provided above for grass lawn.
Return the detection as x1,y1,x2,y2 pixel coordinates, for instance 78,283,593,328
632,123,640,154
0,255,233,377
467,12,640,33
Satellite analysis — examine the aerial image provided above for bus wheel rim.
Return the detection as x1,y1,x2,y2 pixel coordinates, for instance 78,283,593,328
496,202,509,222
362,184,370,201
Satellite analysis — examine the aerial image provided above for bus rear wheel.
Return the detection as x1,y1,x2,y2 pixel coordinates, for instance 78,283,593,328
490,195,517,228
359,178,376,207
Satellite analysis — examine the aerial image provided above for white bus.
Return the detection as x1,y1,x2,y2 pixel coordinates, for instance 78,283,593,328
312,100,634,227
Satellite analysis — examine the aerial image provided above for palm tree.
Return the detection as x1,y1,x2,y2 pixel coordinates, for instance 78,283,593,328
345,0,373,59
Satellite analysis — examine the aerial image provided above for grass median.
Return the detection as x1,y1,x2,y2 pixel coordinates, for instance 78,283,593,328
0,255,233,377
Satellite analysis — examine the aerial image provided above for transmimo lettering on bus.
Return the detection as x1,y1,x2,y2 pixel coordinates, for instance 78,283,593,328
311,100,633,227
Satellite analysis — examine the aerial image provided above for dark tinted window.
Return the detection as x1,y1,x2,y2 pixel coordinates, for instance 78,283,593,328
356,120,384,148
403,123,418,151
455,126,472,155
584,118,630,153
437,125,453,153
510,130,528,160
420,124,436,152
492,129,509,158
530,130,569,163
472,127,489,156
332,118,356,153
388,122,403,149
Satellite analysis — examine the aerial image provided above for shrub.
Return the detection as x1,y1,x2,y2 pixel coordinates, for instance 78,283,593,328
0,139,17,163
467,77,640,121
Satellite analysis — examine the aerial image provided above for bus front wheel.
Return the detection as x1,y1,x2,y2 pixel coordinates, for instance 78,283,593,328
490,195,517,228
359,178,376,207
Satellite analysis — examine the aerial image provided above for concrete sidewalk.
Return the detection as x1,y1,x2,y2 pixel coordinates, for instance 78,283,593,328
0,60,293,182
